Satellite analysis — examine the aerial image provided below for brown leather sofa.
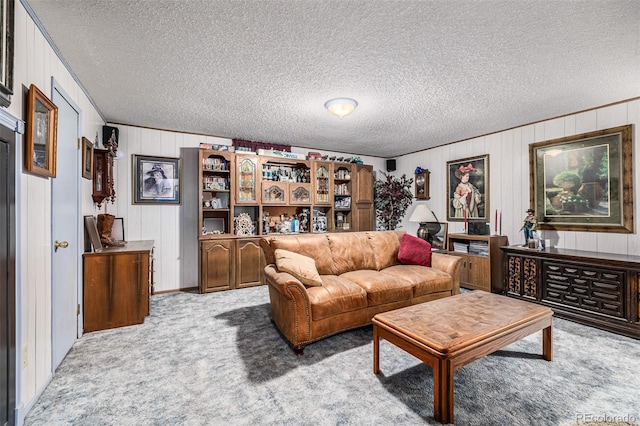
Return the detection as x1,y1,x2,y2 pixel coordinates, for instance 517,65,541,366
260,230,463,354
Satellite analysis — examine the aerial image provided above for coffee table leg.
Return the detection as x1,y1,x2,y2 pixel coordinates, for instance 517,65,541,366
543,324,553,361
434,358,454,424
373,324,380,374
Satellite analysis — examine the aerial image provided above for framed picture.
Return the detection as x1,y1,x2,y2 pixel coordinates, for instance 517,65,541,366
0,0,14,107
529,124,633,233
446,154,489,222
132,154,181,204
81,137,93,179
25,84,58,178
334,196,351,209
203,217,225,235
432,222,448,250
84,215,102,252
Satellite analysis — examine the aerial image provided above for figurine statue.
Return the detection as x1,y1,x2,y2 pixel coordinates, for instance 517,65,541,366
520,208,537,246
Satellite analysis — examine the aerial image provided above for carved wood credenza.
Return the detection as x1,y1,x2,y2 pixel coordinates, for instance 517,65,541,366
501,246,640,339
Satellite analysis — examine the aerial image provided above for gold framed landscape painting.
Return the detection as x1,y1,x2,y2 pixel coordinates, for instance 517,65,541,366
529,124,633,233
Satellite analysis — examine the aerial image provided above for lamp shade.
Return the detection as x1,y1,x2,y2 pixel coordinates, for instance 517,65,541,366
409,204,437,223
325,98,358,118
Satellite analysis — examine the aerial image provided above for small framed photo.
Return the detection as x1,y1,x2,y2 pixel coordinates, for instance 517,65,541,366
25,84,58,178
335,196,351,209
84,215,102,252
203,218,225,234
81,137,93,179
133,154,181,204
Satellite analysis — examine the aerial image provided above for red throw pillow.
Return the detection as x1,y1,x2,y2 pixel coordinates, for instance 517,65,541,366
397,233,432,267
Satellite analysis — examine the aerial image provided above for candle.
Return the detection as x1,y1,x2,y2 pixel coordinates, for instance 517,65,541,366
494,209,498,232
499,211,502,235
463,209,467,229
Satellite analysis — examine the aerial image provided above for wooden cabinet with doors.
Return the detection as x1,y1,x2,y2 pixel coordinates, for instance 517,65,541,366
447,234,508,292
83,240,154,332
501,245,640,339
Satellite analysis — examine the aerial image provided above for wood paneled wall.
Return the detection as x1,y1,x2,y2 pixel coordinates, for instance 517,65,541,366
396,100,640,256
109,125,385,293
12,2,105,417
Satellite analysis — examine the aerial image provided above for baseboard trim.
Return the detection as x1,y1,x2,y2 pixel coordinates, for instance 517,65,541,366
16,371,53,425
153,286,198,295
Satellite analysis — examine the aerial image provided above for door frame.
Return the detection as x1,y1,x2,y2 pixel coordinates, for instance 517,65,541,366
0,107,22,426
50,78,84,349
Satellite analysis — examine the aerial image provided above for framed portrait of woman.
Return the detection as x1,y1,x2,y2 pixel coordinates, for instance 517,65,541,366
132,154,181,204
446,154,489,222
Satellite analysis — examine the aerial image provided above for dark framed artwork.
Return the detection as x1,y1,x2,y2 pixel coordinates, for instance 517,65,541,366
0,0,14,107
81,137,93,179
529,124,633,233
25,84,58,178
446,154,489,222
133,154,181,204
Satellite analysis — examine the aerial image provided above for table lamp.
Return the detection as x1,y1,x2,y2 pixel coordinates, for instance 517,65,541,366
409,204,440,243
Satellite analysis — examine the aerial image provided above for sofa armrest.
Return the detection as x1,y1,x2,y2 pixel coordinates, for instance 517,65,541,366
431,252,463,295
264,265,308,297
264,265,312,350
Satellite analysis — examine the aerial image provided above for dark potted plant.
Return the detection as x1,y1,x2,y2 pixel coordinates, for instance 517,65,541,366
374,172,414,230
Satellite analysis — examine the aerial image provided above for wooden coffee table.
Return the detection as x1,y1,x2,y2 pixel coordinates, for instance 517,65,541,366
373,291,553,424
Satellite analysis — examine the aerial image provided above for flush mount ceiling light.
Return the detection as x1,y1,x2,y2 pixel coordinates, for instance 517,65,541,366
324,98,358,118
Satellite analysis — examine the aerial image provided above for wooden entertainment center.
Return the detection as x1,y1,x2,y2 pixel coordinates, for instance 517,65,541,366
197,149,374,293
501,246,640,339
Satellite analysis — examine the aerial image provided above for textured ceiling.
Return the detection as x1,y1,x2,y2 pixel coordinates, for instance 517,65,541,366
25,0,640,157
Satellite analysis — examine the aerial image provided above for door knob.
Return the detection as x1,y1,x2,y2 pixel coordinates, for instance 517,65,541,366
54,240,69,252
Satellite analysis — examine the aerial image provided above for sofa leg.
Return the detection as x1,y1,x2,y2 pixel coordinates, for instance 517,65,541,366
292,344,305,355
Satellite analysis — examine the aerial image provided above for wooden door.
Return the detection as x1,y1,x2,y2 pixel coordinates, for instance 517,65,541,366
236,238,265,288
355,165,373,203
354,205,374,231
200,240,234,292
312,162,332,205
235,155,257,204
466,255,490,291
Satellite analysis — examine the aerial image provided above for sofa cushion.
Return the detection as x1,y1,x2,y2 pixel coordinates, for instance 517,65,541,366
340,269,413,306
306,275,368,320
367,230,403,270
381,264,452,297
268,234,338,275
327,232,378,274
398,233,432,267
274,249,323,287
